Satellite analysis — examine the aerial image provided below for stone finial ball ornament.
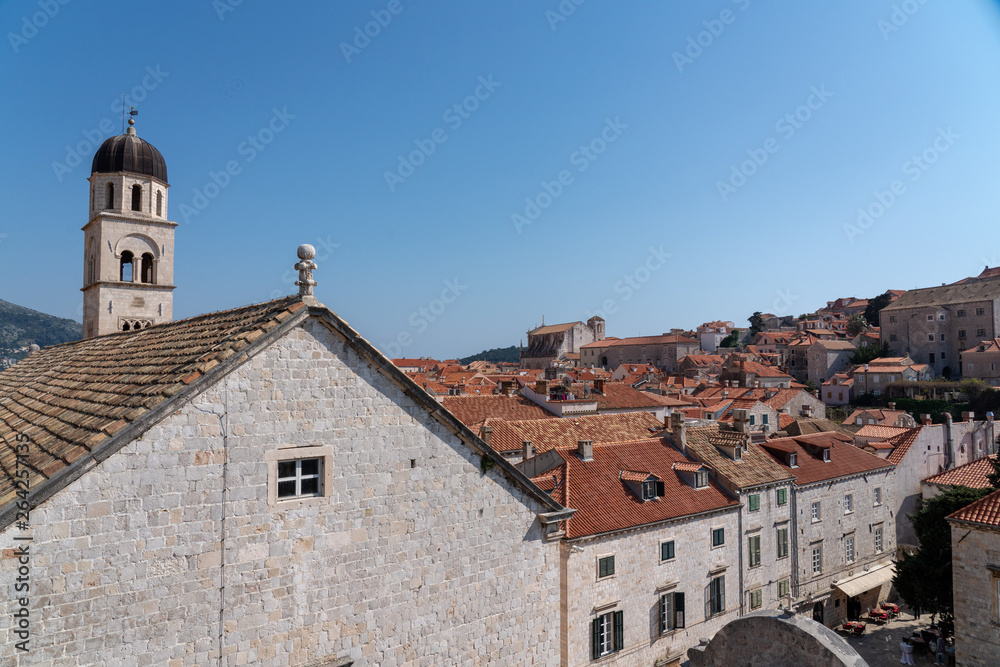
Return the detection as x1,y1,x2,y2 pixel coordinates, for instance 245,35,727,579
297,244,316,260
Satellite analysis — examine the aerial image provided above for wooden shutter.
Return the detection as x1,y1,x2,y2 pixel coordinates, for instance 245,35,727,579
592,617,601,659
675,592,685,628
719,576,725,612
613,610,623,652
655,481,665,497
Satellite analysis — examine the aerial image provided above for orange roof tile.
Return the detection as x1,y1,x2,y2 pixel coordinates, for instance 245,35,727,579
486,411,664,454
440,394,557,428
760,433,893,485
948,488,1000,528
923,455,998,490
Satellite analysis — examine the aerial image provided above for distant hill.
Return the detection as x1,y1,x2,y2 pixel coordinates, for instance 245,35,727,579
0,299,82,351
459,345,519,365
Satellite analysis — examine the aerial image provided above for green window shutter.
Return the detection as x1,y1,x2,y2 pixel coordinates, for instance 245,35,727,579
719,576,725,611
613,610,623,652
592,617,601,659
675,592,685,628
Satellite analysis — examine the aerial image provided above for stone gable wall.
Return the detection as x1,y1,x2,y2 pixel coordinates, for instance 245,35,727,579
0,319,560,666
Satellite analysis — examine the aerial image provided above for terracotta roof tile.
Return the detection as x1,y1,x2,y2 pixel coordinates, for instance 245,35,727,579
948,488,1000,527
485,411,663,454
759,433,894,485
923,455,998,489
439,394,556,428
678,426,795,489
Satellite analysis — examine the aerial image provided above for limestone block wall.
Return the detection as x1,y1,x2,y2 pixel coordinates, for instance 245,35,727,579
950,524,1000,666
0,319,561,666
793,470,895,627
738,482,794,613
562,508,741,667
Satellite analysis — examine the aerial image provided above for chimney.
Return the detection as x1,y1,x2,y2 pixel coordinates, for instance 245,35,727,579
920,414,932,426
671,413,687,453
962,411,974,422
888,402,896,410
535,379,549,396
501,380,515,396
481,425,493,448
722,389,729,399
522,440,534,460
577,439,593,462
594,378,606,394
734,409,751,434
943,412,954,468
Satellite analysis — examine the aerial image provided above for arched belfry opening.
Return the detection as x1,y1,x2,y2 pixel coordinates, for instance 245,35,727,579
140,253,154,284
131,184,142,211
84,115,174,338
120,251,134,282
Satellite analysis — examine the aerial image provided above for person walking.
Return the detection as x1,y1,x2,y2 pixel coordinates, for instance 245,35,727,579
935,635,947,665
899,637,915,665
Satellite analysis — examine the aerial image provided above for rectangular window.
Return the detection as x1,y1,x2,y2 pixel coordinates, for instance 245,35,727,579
642,480,662,500
776,488,787,506
660,540,675,562
750,414,755,426
277,457,323,499
659,592,685,634
712,527,725,547
776,526,789,559
929,353,935,364
592,610,623,658
940,334,946,342
812,545,822,574
709,576,726,616
749,589,762,610
846,536,855,564
978,328,987,337
695,471,708,488
875,526,883,554
811,501,821,521
874,487,882,506
928,334,935,342
889,315,897,323
844,494,853,514
958,310,966,317
889,333,897,342
977,308,985,316
968,362,975,372
939,313,946,321
748,494,760,512
778,578,790,598
927,315,934,321
762,414,769,425
748,535,761,567
598,555,615,579
959,329,967,338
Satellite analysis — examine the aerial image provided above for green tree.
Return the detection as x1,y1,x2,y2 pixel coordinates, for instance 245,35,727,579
849,342,891,365
893,486,993,620
719,329,740,348
748,312,765,335
987,454,1000,490
864,291,894,327
847,314,868,337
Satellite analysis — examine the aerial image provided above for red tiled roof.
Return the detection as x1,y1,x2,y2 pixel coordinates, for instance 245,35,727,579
580,334,698,348
948,487,1000,528
854,424,912,441
923,455,998,489
485,411,664,454
619,469,655,482
671,461,707,473
534,438,737,538
529,321,578,335
885,428,922,466
440,394,557,428
760,433,893,485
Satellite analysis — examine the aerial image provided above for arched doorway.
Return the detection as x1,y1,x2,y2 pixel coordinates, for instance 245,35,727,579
812,601,824,624
942,366,952,379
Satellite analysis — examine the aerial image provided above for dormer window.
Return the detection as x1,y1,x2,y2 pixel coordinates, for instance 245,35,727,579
822,448,830,462
788,452,798,468
733,446,742,462
642,480,661,501
695,471,708,488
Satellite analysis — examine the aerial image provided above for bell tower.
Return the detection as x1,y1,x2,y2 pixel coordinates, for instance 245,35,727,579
82,115,175,338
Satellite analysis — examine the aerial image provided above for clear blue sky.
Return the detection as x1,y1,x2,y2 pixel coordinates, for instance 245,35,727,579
2,1,1000,358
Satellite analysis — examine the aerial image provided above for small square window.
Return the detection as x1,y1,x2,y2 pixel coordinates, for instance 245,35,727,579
939,313,945,321
660,540,675,562
959,329,967,338
977,308,985,316
889,315,897,323
978,329,987,337
958,310,966,317
277,457,322,499
927,315,934,321
928,334,935,342
712,527,725,547
598,555,615,579
748,494,760,512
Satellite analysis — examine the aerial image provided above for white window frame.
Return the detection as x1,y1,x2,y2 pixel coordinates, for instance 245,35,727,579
811,501,821,522
812,545,822,574
874,487,882,506
266,446,334,509
844,494,853,514
875,525,883,554
660,539,675,562
845,536,855,564
595,611,615,657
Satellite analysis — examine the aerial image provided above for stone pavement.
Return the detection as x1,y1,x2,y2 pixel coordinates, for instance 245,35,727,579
837,606,954,667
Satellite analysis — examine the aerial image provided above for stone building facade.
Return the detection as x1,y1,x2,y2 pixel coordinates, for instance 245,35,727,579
0,298,570,666
581,335,701,373
947,488,1000,667
521,318,605,369
960,337,1000,385
879,274,1000,378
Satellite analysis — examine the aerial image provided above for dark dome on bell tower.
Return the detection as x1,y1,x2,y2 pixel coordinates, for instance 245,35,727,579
91,120,167,183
